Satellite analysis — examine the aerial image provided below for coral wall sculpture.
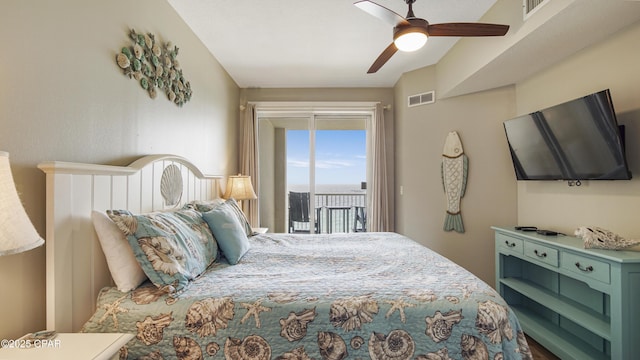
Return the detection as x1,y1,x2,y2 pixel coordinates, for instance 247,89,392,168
115,29,192,106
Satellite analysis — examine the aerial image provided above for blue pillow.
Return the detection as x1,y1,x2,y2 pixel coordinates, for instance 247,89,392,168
108,208,218,296
224,198,254,236
202,203,250,264
188,198,253,236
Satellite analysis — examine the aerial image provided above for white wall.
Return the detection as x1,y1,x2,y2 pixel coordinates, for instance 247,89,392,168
515,21,640,236
0,0,239,339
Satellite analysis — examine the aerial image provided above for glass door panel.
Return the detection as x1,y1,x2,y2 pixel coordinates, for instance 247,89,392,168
315,117,367,233
286,126,317,233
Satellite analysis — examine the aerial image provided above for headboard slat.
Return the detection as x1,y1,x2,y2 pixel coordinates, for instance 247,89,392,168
38,155,222,332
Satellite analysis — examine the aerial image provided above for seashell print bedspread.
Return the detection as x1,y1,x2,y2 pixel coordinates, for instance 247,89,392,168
82,232,533,360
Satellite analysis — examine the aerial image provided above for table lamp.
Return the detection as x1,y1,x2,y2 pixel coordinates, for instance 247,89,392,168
0,151,44,256
223,174,257,209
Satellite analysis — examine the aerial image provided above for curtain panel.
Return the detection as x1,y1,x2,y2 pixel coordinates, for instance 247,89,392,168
239,104,259,227
368,103,392,232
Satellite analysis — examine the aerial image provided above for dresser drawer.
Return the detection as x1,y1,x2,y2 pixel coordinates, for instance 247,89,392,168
561,252,610,284
524,241,558,267
496,233,524,254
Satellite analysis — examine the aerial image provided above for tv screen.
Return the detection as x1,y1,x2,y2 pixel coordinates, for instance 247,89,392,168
503,89,631,180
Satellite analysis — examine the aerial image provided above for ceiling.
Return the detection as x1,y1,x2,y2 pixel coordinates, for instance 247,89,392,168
168,0,640,90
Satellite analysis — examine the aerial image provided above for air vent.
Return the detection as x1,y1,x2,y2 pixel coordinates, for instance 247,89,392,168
407,91,435,107
523,0,549,19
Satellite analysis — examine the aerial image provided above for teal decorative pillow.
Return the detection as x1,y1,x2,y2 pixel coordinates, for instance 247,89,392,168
185,199,225,213
202,203,250,265
225,198,254,236
108,208,218,296
187,198,253,236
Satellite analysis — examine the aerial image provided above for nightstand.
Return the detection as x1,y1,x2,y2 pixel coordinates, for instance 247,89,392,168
252,227,268,234
0,333,133,360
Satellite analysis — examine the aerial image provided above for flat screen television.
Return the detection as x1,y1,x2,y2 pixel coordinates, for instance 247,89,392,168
503,89,632,180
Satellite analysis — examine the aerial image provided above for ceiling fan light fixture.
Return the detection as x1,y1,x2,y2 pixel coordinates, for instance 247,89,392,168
393,25,428,52
357,1,510,73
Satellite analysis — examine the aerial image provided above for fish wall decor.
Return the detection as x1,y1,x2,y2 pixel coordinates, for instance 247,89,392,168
441,131,468,233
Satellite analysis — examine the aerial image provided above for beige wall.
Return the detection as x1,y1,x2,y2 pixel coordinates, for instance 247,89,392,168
393,12,640,288
0,0,239,339
258,119,277,230
394,66,517,286
515,21,640,236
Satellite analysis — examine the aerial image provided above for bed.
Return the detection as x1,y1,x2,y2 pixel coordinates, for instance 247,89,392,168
39,155,532,360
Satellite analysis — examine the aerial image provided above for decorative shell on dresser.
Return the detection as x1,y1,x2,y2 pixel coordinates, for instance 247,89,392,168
115,28,193,106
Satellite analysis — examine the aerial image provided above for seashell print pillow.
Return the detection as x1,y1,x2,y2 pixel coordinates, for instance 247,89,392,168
107,208,218,296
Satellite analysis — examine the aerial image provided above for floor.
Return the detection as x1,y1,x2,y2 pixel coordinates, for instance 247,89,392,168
526,335,559,360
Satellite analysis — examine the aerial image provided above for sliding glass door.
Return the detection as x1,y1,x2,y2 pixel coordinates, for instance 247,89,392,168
258,111,370,233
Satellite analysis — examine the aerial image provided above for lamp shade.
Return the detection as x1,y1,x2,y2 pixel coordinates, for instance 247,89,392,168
223,174,257,201
0,151,44,256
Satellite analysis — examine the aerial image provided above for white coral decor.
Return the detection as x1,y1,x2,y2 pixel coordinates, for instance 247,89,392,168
575,226,640,251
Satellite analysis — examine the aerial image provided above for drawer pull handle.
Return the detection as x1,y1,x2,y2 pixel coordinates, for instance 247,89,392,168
575,262,594,272
534,250,547,258
505,241,516,248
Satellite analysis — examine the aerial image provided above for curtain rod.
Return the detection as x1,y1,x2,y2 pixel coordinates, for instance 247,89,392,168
239,101,391,111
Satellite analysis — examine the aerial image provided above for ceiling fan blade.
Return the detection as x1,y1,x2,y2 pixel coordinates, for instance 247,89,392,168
427,23,509,37
367,43,398,74
354,0,409,26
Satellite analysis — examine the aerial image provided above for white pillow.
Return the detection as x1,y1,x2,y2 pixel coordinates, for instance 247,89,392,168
91,210,147,292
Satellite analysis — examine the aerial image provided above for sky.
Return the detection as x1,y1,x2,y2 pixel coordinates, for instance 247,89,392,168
287,130,366,186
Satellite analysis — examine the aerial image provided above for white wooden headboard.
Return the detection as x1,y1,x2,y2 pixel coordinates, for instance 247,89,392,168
38,154,222,333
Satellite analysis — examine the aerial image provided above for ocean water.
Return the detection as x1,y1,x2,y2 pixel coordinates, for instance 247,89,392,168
288,183,365,194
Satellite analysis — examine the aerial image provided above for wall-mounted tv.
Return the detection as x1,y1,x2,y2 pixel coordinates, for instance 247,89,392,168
503,89,632,181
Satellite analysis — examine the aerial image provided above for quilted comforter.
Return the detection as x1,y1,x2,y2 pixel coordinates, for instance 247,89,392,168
82,232,532,360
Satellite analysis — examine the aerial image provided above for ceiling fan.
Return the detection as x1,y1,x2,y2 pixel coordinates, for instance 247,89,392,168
354,0,509,73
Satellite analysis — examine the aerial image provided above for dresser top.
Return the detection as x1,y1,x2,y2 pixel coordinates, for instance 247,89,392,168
492,226,640,263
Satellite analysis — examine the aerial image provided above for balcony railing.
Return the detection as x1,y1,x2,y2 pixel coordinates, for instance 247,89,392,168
289,192,366,233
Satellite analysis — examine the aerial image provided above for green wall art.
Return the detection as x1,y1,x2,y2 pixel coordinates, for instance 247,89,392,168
116,29,192,107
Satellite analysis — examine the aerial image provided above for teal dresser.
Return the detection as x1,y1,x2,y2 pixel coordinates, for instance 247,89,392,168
493,227,640,360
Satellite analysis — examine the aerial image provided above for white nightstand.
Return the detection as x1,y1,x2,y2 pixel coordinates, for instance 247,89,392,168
252,227,268,234
0,333,134,360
